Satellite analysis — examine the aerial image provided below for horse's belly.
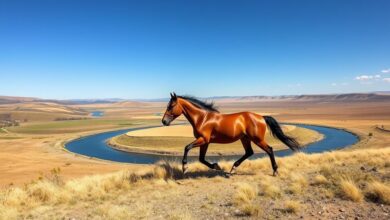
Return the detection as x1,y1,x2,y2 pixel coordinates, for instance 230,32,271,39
210,133,242,144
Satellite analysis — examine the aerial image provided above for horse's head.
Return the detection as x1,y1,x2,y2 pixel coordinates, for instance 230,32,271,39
162,92,183,126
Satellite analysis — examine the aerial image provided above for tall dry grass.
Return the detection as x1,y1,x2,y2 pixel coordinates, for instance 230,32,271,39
233,182,261,216
233,182,258,204
283,200,302,214
0,147,389,219
338,179,363,202
366,181,390,204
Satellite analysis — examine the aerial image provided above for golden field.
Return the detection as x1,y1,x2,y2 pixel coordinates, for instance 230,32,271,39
0,95,389,219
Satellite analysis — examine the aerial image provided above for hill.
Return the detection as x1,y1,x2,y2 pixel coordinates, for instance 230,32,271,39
0,101,88,122
0,96,38,104
212,93,390,103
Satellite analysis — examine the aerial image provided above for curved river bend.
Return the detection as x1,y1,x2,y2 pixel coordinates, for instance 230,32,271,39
65,124,359,164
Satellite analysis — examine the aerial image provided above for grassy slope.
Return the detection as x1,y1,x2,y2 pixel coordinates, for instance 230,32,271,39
110,126,322,155
0,102,89,122
0,148,389,219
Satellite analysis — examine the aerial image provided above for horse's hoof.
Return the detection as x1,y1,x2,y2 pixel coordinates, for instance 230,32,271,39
213,163,222,171
273,170,279,177
229,166,237,175
182,164,188,174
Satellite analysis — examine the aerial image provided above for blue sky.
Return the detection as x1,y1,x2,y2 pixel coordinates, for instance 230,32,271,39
1,0,389,99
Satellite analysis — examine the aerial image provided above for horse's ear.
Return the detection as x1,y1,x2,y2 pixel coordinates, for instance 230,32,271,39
170,92,177,100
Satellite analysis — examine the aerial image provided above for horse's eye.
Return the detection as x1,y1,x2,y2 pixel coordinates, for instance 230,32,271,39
168,104,176,110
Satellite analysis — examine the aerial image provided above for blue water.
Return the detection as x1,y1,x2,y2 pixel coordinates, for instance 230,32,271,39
65,124,359,164
91,111,104,117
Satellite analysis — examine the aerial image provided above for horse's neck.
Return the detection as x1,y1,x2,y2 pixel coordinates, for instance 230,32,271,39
180,100,207,128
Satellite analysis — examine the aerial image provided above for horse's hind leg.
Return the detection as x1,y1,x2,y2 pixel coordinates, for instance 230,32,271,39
253,139,278,176
230,136,254,174
199,144,221,170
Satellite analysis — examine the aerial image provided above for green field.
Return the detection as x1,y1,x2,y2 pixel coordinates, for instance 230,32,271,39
8,119,160,134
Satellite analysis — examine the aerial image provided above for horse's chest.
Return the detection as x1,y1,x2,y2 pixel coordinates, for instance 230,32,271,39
192,127,212,139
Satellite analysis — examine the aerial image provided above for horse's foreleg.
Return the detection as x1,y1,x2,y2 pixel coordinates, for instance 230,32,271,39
182,137,205,174
230,137,254,174
199,144,221,170
254,140,278,176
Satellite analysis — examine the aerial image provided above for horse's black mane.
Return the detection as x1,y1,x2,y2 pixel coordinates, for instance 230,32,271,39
178,95,219,112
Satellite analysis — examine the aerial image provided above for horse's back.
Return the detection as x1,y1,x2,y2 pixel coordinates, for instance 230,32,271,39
218,111,267,134
221,111,265,122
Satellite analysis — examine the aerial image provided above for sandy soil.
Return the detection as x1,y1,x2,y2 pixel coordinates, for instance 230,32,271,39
0,128,145,186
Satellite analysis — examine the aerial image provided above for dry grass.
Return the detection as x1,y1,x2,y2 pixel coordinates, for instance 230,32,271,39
0,147,389,219
366,181,390,204
286,173,308,194
312,174,328,185
233,182,258,204
283,200,302,214
233,182,261,217
239,203,262,217
259,177,282,198
0,205,18,220
96,204,133,220
167,209,193,220
338,179,364,202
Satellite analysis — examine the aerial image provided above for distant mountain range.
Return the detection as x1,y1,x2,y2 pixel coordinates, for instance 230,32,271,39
1,92,390,105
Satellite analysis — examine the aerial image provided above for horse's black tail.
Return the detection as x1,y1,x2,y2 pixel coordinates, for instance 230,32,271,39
263,116,300,151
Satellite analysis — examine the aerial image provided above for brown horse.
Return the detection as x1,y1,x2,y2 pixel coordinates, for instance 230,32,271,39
162,93,299,176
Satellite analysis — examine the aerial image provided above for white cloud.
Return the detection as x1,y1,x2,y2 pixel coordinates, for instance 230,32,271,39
383,78,390,83
331,83,337,86
381,68,390,73
355,74,381,81
355,75,373,80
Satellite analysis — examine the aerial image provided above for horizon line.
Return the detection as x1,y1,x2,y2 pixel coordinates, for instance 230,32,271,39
1,91,389,101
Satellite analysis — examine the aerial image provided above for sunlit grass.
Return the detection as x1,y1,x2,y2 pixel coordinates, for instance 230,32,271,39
0,147,389,219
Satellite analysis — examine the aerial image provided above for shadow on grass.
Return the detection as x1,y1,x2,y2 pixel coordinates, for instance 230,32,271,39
126,161,256,184
157,161,254,180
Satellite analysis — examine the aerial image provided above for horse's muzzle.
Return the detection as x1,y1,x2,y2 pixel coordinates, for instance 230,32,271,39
162,119,170,126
